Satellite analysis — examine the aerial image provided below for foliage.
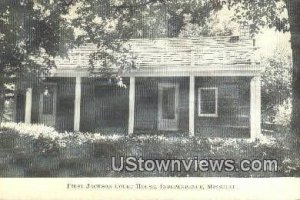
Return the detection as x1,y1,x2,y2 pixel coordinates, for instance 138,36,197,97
33,136,60,156
0,0,74,82
0,0,75,122
261,47,292,123
0,123,299,177
0,122,123,147
273,99,292,126
0,0,291,83
179,7,239,37
230,0,289,36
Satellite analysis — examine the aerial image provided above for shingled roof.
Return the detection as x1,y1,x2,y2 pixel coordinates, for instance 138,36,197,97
51,36,258,76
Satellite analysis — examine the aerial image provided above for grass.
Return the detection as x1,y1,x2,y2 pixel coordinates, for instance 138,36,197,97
0,123,299,177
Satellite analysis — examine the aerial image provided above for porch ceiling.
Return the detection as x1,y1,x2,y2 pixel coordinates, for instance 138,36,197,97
49,64,262,77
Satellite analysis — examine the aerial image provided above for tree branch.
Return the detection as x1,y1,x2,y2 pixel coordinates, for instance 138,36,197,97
112,0,165,10
62,0,75,7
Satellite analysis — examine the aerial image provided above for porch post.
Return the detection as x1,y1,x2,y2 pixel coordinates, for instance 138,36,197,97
25,88,32,124
128,76,135,136
250,76,261,139
189,76,195,137
74,76,81,132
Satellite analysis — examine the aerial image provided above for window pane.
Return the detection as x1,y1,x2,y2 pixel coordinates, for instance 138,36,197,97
200,89,216,115
43,92,53,114
162,87,175,119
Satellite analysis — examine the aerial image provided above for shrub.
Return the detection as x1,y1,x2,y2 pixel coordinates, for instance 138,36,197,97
33,136,60,156
0,122,299,177
273,99,292,127
0,133,17,149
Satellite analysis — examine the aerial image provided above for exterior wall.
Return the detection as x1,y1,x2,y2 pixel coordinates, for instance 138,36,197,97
15,92,25,123
195,77,251,138
134,78,158,131
14,74,39,123
55,77,75,131
92,78,129,133
80,78,96,132
134,77,250,137
16,77,129,133
31,87,40,123
51,77,130,133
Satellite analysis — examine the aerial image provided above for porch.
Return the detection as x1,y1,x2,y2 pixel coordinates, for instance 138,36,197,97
18,75,261,138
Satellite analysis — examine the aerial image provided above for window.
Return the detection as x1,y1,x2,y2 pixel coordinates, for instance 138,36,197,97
198,87,218,117
43,91,54,115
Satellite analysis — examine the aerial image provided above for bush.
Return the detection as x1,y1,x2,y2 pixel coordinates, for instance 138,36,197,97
0,122,299,177
273,99,292,127
33,136,60,156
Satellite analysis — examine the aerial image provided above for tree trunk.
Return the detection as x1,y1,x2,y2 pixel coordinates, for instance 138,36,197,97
0,79,5,124
286,0,300,136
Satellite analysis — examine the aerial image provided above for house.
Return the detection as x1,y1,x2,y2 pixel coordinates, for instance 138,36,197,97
14,36,262,138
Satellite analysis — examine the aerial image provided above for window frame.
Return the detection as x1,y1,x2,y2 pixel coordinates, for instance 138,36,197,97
42,90,54,115
40,83,57,116
198,87,218,117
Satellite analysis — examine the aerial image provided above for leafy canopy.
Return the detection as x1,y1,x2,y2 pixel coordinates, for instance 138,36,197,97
0,0,289,82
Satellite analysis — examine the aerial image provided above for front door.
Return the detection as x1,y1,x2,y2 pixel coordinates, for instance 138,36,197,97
158,83,179,131
39,84,57,127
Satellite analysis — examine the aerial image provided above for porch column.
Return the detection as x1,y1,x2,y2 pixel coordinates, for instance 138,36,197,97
189,76,195,137
128,76,135,136
25,88,32,123
74,77,81,132
250,76,261,139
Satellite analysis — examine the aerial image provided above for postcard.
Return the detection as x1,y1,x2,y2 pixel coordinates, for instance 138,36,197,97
0,0,299,199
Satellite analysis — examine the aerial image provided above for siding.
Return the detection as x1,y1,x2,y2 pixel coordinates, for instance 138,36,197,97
195,77,251,138
31,87,40,123
15,92,25,123
135,76,250,138
93,79,129,133
135,78,158,130
55,78,75,131
80,78,96,132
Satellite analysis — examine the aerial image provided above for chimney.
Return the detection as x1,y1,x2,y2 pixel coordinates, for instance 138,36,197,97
229,22,253,43
239,22,251,39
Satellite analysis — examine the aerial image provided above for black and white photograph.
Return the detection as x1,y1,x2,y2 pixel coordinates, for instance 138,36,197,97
0,0,300,199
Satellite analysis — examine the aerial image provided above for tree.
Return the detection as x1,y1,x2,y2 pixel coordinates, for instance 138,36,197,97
228,0,300,135
285,0,300,135
261,47,292,123
179,7,239,37
0,0,74,122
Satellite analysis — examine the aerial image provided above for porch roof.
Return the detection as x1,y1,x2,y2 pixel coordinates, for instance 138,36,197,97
50,36,261,77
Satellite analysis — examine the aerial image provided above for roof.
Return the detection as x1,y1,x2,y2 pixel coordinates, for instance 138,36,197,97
50,36,260,77
130,37,256,67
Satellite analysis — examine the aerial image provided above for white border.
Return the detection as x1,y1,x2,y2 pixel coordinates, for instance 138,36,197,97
1,178,300,200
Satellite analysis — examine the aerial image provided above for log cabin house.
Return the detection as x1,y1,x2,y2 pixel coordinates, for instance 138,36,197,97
14,36,262,138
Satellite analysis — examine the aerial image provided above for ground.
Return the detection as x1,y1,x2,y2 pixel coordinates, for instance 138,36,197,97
0,123,299,177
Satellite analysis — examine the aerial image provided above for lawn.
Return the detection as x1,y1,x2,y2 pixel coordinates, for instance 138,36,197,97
0,122,299,177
